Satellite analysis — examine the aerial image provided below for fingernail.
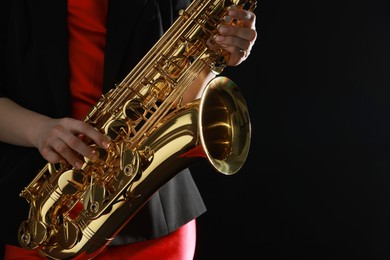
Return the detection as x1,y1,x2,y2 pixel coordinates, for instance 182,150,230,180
228,10,237,16
218,26,228,34
75,161,83,169
59,160,66,169
215,35,224,42
102,141,110,149
223,15,231,22
90,150,99,160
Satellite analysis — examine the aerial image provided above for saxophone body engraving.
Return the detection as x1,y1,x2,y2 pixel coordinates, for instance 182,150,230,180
17,0,256,259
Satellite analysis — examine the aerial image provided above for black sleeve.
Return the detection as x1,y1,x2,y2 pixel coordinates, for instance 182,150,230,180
0,0,12,97
159,0,191,32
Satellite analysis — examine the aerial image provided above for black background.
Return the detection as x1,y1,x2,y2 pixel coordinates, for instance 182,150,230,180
194,1,390,259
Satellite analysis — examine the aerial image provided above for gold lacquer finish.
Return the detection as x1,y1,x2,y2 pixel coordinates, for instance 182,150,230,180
17,0,256,259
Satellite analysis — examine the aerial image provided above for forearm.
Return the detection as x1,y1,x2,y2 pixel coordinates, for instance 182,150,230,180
0,97,51,147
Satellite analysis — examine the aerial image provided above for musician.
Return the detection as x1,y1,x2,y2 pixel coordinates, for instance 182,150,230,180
0,0,256,259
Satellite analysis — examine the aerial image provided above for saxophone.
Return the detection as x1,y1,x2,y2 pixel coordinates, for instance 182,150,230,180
17,0,256,259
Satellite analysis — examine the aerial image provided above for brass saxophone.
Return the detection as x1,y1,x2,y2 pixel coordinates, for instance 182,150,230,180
17,0,256,259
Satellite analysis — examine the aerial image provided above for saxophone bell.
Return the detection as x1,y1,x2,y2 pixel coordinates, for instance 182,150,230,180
199,76,251,175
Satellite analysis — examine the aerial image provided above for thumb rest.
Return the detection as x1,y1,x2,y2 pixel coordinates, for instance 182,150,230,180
17,0,256,259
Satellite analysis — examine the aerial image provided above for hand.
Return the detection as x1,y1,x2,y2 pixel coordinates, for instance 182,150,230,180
35,117,110,169
215,6,257,66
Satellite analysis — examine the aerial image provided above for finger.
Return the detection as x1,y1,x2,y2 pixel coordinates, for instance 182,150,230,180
51,136,85,169
226,8,256,29
40,144,65,165
70,121,110,149
39,130,83,168
217,25,257,43
219,44,249,66
45,121,88,168
38,124,69,164
215,33,252,52
60,122,110,162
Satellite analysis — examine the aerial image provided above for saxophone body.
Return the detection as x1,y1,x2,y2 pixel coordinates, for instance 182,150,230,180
17,0,256,259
